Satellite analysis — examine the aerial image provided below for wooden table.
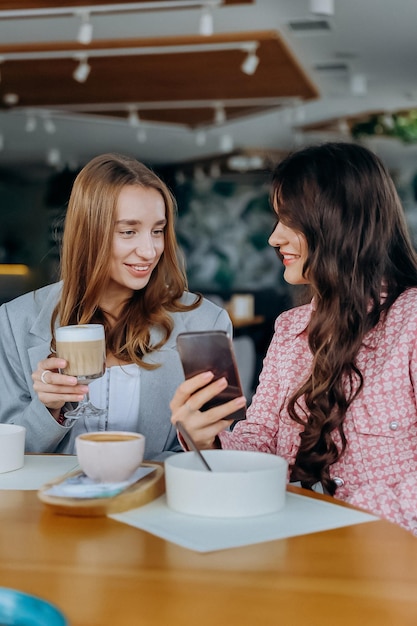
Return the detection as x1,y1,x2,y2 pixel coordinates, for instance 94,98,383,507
0,486,416,626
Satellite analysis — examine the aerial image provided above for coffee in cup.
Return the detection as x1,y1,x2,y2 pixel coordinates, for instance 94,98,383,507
75,431,145,482
56,324,105,380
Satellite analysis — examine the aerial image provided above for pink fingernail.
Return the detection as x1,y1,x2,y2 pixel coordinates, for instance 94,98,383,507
216,377,227,387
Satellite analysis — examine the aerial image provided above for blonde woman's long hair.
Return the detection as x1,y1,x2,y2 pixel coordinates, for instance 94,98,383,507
51,153,201,368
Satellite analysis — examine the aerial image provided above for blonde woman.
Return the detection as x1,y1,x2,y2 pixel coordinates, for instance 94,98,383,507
0,153,231,459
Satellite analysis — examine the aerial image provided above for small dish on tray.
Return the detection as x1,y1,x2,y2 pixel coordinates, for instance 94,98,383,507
37,461,165,517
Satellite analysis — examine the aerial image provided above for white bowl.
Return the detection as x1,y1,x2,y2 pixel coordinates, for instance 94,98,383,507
164,450,288,518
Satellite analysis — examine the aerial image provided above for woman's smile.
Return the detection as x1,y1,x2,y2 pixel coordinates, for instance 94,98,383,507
268,219,309,285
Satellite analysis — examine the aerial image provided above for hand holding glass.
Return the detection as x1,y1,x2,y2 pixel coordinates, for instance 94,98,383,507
55,324,107,429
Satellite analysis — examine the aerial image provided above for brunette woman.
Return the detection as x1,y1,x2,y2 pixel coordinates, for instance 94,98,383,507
170,142,417,534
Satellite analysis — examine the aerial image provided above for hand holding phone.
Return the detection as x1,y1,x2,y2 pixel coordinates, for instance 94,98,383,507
176,330,246,422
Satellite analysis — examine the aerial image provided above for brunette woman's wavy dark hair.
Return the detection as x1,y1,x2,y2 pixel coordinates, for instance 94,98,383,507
271,142,417,494
51,153,201,369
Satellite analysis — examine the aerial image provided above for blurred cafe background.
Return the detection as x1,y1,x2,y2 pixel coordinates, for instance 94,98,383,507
2,0,417,394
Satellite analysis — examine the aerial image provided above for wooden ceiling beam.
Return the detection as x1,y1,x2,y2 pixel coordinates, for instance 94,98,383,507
0,24,319,129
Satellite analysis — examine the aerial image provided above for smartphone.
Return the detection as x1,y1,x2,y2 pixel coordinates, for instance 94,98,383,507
176,330,246,422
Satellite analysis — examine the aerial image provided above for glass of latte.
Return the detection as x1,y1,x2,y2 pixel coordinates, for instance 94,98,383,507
55,324,107,429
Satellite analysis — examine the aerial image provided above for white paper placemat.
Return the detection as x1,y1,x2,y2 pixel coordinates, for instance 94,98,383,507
0,455,80,490
109,492,378,552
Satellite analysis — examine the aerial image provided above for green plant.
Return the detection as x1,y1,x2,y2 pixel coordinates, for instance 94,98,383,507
351,110,417,143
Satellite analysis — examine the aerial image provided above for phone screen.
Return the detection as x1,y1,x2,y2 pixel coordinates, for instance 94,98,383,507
177,330,246,422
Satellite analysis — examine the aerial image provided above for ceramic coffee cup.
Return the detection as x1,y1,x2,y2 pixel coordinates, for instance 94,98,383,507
75,431,145,482
0,424,26,473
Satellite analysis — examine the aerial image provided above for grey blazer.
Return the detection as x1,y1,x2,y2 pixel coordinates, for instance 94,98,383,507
0,283,232,460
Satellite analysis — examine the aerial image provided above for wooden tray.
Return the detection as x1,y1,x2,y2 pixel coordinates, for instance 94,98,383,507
37,462,165,517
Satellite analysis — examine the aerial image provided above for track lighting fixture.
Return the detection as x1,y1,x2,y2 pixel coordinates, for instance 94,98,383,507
293,105,306,124
77,11,93,45
337,119,350,134
350,73,367,96
128,108,140,127
199,6,213,36
137,128,147,143
310,0,334,16
195,130,207,146
241,43,259,76
25,114,37,132
175,170,186,186
43,116,56,134
219,133,233,152
209,162,221,178
3,92,18,105
46,147,61,167
127,108,147,142
214,102,226,124
73,55,91,83
0,1,225,19
193,165,207,182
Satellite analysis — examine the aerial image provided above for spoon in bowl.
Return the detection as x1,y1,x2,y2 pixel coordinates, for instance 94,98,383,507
176,421,213,472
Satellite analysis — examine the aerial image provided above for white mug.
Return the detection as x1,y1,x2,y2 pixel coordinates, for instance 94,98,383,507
229,294,255,320
0,424,26,473
75,431,145,482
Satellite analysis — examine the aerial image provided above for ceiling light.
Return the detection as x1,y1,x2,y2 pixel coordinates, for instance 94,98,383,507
214,102,226,124
293,105,306,123
195,130,207,146
350,73,367,95
199,7,213,36
227,154,264,171
337,119,350,134
77,12,93,45
209,162,221,178
46,148,61,167
128,108,140,127
25,114,37,132
219,133,233,152
3,92,18,105
73,56,91,83
381,114,395,129
241,44,259,76
137,128,147,143
293,130,304,146
310,0,334,16
0,264,30,276
194,165,207,181
175,170,186,185
43,117,56,134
